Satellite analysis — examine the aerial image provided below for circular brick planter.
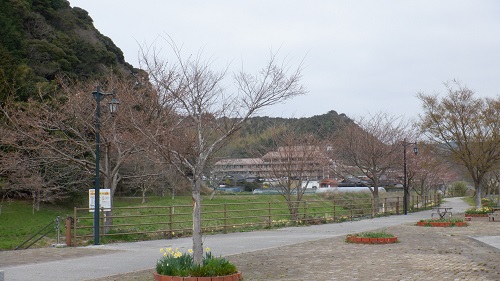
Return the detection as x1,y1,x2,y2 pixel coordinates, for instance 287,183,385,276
465,214,488,221
346,235,398,244
465,214,488,219
465,214,488,217
154,272,243,281
416,221,468,227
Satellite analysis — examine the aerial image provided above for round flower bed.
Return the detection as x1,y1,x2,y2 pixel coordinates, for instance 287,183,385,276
346,231,397,244
154,271,243,281
465,207,491,218
465,213,489,217
464,213,488,221
155,247,242,281
416,219,467,227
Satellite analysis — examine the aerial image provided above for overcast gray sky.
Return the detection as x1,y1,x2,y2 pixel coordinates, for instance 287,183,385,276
69,0,500,119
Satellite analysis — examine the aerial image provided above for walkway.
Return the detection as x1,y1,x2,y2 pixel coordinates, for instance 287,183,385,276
1,197,499,280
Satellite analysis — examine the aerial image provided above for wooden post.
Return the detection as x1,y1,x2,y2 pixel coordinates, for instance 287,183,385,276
223,203,228,234
303,201,307,222
396,196,400,215
169,206,173,239
333,204,336,222
73,207,77,246
268,202,271,228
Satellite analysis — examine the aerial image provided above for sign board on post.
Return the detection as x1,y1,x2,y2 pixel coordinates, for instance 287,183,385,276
89,189,111,212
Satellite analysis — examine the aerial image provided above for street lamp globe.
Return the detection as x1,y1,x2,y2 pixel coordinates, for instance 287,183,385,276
108,97,119,114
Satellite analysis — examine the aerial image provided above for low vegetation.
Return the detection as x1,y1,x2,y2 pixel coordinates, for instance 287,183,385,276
417,218,466,227
464,208,491,214
0,200,70,249
156,247,238,277
347,230,395,238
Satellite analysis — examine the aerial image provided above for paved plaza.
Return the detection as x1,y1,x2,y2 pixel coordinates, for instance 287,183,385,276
1,197,499,280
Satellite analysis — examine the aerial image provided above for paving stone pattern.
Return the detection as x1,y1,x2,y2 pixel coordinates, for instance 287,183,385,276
2,218,499,280
229,220,500,281
77,219,500,281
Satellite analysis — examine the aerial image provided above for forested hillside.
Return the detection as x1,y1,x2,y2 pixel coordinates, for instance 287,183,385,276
0,0,139,102
220,110,352,158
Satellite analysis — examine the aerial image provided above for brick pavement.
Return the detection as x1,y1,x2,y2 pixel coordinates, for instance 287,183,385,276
68,218,500,281
2,217,499,280
229,219,500,281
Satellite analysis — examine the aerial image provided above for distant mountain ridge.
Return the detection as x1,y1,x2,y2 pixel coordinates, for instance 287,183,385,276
221,110,352,158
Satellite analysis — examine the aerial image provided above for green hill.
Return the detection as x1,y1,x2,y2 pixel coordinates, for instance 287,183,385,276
0,0,139,102
220,110,352,158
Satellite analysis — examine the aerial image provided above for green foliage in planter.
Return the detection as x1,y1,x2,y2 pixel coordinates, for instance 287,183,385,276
349,230,395,238
419,218,464,223
190,255,238,277
156,249,193,276
156,247,238,277
481,197,498,208
465,207,491,214
418,218,466,226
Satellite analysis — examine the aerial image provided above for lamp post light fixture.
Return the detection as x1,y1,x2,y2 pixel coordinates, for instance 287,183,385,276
402,138,418,215
92,85,118,245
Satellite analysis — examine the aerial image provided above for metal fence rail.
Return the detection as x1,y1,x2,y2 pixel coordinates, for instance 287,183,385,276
70,194,440,246
16,216,62,250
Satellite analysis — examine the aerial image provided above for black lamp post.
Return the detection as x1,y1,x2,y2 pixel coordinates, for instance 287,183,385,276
92,85,118,245
402,138,418,215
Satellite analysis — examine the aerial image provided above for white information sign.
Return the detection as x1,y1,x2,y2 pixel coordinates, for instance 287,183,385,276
89,189,111,212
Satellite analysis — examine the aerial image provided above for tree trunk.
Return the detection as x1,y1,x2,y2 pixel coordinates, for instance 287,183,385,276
372,187,379,214
475,182,482,209
192,179,203,265
103,172,118,233
497,184,500,206
287,201,299,222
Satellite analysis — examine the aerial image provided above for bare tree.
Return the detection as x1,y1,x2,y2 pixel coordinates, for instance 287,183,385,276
332,112,410,213
418,81,500,208
483,170,500,206
1,75,153,215
260,127,327,221
120,153,164,203
407,143,459,197
138,38,305,264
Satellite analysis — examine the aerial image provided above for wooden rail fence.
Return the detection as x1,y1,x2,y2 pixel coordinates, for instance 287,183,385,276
68,194,440,246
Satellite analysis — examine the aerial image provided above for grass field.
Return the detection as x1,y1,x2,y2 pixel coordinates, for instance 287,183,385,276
72,193,355,245
0,200,72,249
1,191,425,250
